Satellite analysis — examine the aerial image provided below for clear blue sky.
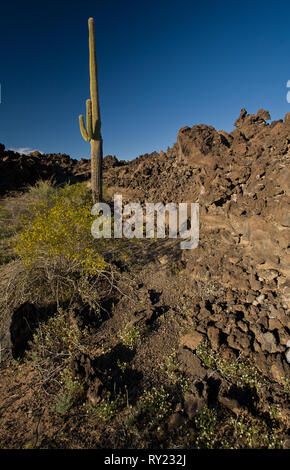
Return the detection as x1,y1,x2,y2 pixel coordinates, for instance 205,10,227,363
1,0,290,160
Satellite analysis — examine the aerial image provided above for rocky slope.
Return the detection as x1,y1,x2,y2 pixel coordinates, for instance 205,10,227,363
1,108,289,384
105,108,290,384
0,108,289,448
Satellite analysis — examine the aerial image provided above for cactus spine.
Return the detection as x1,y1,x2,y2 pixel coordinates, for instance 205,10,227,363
79,17,102,203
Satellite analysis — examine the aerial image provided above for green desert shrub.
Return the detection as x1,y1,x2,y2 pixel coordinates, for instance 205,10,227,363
0,181,58,237
0,205,17,265
196,339,265,390
85,392,125,422
127,386,172,431
25,308,90,401
119,324,146,350
23,180,58,207
226,413,283,449
52,368,84,415
194,407,219,449
27,308,88,366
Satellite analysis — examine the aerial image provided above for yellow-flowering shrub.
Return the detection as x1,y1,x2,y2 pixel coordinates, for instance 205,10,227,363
0,182,128,315
14,183,107,276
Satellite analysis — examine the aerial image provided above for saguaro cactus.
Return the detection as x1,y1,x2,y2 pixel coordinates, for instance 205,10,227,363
79,17,103,203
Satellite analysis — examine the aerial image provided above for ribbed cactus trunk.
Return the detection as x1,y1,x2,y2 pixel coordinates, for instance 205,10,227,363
79,17,103,203
91,140,102,203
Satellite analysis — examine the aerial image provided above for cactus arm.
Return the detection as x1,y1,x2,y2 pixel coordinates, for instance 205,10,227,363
79,114,89,142
88,17,101,137
86,99,93,140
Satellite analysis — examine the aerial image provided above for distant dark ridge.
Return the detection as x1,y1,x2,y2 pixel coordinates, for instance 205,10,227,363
0,145,122,195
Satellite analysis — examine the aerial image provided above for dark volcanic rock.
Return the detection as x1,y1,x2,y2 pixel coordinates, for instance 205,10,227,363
103,154,120,168
103,108,290,383
0,149,90,195
0,149,124,195
233,108,271,139
1,108,289,384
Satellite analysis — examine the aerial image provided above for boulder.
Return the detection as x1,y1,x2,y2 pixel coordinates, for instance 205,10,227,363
180,330,204,351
